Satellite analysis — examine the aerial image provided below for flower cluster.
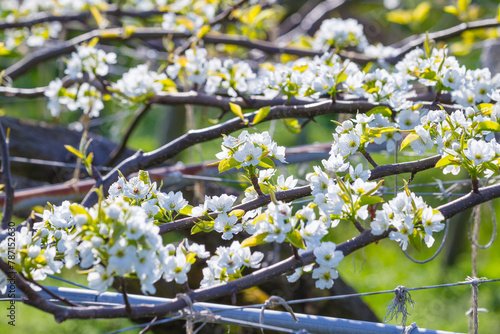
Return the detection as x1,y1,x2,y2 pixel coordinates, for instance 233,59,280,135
371,190,445,250
44,44,116,117
216,130,286,174
200,241,263,288
312,18,368,51
0,171,206,295
402,106,500,179
114,64,171,103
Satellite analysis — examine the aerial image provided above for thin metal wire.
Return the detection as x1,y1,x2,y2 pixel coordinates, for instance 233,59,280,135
180,174,249,184
104,314,184,334
209,278,500,313
216,315,300,333
46,274,92,290
8,156,113,171
402,218,450,264
467,201,498,249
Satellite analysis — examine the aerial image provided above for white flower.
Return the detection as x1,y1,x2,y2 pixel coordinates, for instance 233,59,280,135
88,265,114,293
233,142,262,167
206,194,237,213
349,163,371,181
463,139,495,166
213,213,242,240
238,247,264,269
338,132,361,156
163,251,191,284
312,265,339,289
421,208,445,247
158,191,188,212
322,154,349,173
123,179,149,200
314,242,344,268
371,209,390,235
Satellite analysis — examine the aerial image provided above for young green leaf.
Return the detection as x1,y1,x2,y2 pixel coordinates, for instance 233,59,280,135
477,121,500,132
366,106,392,117
229,102,244,120
252,106,270,125
65,145,84,159
241,233,269,248
400,132,419,151
286,230,306,249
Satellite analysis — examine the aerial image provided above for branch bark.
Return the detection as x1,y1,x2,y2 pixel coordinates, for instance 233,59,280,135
0,124,14,230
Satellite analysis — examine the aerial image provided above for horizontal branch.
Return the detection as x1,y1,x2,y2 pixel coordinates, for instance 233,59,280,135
3,27,369,81
0,6,165,30
389,18,500,62
437,182,500,218
3,15,499,81
159,154,443,234
79,99,387,207
6,181,500,322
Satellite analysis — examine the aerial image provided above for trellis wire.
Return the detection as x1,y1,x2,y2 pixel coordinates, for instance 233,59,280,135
2,285,461,334
4,277,499,333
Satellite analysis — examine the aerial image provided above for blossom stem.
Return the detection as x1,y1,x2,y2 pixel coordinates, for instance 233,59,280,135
471,177,480,194
353,220,365,233
250,174,264,197
291,245,300,260
121,277,134,318
360,149,378,168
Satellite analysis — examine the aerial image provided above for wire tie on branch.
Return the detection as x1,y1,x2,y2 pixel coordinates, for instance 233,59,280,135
384,285,415,331
259,296,298,334
463,276,488,334
405,322,418,334
176,293,217,334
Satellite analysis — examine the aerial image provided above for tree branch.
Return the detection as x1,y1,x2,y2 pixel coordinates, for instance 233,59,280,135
80,99,389,207
107,103,151,167
159,154,443,234
0,123,14,230
277,0,348,43
0,6,165,30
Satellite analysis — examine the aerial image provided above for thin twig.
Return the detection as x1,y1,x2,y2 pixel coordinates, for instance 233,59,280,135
107,103,151,166
28,278,80,307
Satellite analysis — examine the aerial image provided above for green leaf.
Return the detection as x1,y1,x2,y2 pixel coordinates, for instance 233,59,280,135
191,220,214,234
258,156,275,169
286,230,306,249
477,121,500,132
179,205,193,215
358,196,384,207
387,10,412,25
408,231,422,252
252,106,270,125
85,152,94,166
366,106,392,117
241,233,269,248
458,0,470,13
229,102,244,120
283,118,301,133
400,132,419,151
64,145,84,159
444,5,460,16
421,70,437,80
363,180,385,197
477,103,494,114
413,2,431,22
138,170,150,183
69,204,92,223
219,158,240,173
497,4,500,22
435,155,455,168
